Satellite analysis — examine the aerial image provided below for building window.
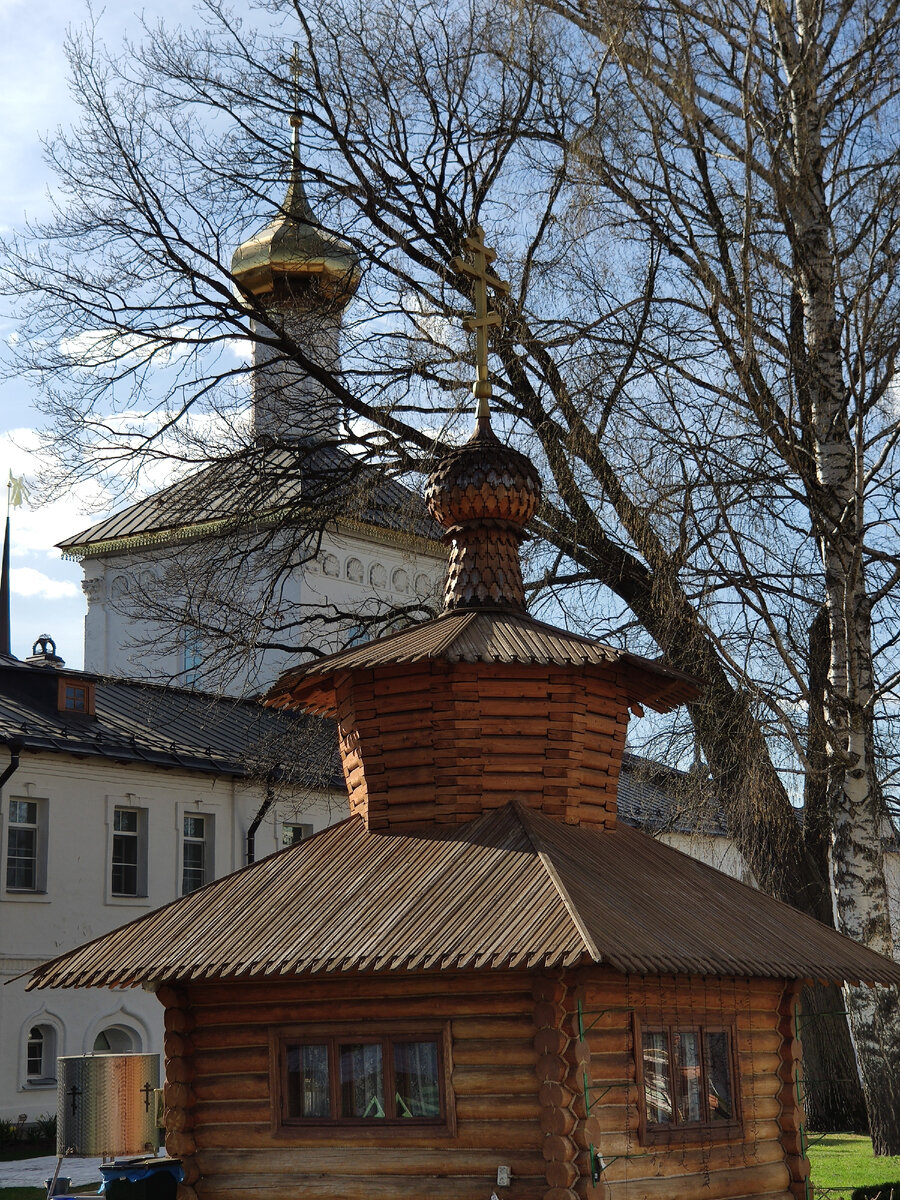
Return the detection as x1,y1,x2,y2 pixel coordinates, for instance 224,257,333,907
111,807,147,897
282,823,314,847
57,677,95,715
25,1024,57,1084
182,813,213,894
27,1027,44,1077
93,1025,140,1053
636,1017,740,1143
7,800,39,890
274,1024,452,1131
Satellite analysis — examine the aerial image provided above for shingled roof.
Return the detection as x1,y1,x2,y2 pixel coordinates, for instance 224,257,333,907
265,607,700,715
58,443,442,557
28,802,900,990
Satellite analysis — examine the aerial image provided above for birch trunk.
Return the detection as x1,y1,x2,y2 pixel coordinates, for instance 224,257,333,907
785,0,900,1152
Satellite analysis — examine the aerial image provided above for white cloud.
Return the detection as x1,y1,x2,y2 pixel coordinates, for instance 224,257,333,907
10,566,79,599
59,326,198,369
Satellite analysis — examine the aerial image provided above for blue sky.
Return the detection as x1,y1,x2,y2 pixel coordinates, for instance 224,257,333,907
0,0,189,666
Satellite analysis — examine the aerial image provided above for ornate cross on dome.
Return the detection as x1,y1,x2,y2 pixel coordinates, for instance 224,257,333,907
451,226,510,412
288,41,303,126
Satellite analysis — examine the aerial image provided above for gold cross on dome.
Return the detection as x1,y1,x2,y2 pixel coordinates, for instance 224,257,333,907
451,225,510,410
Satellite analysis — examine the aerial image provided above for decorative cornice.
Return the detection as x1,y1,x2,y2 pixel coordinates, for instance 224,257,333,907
64,512,445,562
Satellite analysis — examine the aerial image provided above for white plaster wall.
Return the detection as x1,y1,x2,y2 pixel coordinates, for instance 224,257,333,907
656,831,758,886
0,750,347,1121
81,528,444,694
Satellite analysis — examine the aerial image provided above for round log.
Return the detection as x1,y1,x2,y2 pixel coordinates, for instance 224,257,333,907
164,1033,193,1060
534,1002,566,1030
533,978,567,1004
165,1057,194,1084
165,1008,194,1035
534,1029,569,1056
180,1161,200,1186
541,1135,578,1164
539,1081,574,1109
164,1082,195,1110
535,1054,567,1084
545,1159,579,1188
540,1106,577,1137
163,1107,193,1133
166,1132,197,1158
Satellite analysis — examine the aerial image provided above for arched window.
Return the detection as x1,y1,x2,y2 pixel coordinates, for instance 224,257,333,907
93,1024,142,1054
25,1024,57,1083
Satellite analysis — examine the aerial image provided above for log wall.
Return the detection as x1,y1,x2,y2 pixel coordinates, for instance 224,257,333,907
173,971,546,1200
567,969,811,1200
335,660,630,833
163,967,810,1200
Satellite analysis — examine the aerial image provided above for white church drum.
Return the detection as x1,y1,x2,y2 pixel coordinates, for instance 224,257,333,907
57,1053,160,1157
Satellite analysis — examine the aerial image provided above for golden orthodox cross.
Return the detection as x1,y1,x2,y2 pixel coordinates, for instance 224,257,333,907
288,41,303,128
452,225,510,410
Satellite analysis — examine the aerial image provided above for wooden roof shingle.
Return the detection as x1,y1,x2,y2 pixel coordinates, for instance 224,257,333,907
265,608,700,715
28,802,900,990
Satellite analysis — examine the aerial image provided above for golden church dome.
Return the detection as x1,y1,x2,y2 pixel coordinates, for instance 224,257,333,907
231,119,361,310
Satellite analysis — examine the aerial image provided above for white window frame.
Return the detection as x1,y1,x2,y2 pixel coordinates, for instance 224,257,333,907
19,1013,63,1091
105,797,149,904
181,811,215,895
4,796,49,894
281,821,314,848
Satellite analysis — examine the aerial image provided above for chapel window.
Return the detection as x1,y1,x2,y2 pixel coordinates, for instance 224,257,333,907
637,1018,740,1142
275,1025,450,1130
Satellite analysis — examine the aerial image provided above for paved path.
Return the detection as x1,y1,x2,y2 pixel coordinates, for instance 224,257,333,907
0,1154,102,1189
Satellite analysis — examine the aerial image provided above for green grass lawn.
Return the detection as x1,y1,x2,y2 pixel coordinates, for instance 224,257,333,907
808,1132,900,1199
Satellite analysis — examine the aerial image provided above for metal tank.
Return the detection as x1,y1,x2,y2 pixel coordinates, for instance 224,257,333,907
57,1053,161,1157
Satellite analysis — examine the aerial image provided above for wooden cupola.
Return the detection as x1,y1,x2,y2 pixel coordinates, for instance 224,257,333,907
265,228,698,833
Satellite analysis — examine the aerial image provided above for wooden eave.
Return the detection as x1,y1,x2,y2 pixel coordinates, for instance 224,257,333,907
265,608,700,717
27,803,900,991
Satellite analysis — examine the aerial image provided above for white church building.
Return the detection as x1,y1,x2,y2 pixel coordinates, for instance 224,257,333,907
0,116,444,1121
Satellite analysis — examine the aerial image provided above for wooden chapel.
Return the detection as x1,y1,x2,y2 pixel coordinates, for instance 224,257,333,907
29,230,900,1200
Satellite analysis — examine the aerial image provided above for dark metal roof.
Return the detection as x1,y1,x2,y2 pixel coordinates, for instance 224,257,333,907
28,802,900,990
617,753,729,837
58,444,441,556
265,607,700,715
0,658,339,784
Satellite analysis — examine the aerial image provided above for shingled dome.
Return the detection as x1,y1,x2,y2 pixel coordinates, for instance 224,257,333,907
425,412,542,610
